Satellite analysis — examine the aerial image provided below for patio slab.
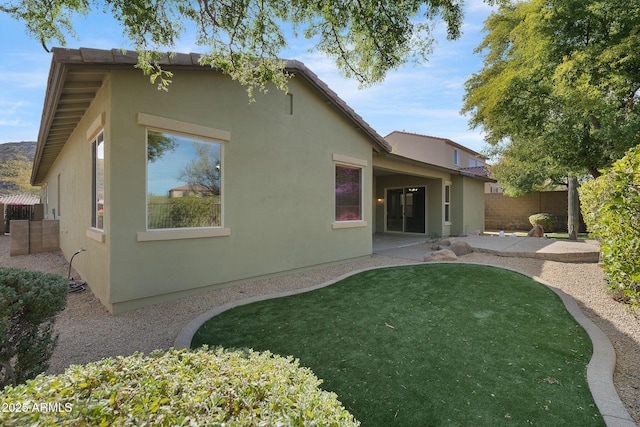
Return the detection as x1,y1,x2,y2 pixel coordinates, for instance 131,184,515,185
373,234,601,263
456,235,600,263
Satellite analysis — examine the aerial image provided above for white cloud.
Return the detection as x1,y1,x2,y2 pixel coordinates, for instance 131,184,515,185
0,70,48,89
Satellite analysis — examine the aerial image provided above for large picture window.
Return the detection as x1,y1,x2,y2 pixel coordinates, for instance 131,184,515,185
146,130,222,229
335,165,362,221
92,132,104,230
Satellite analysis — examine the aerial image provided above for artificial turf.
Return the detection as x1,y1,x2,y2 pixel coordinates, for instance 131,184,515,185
191,264,603,426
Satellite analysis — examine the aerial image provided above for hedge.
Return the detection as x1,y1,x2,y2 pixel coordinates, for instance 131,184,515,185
1,267,68,388
528,213,554,232
0,347,360,426
579,146,640,306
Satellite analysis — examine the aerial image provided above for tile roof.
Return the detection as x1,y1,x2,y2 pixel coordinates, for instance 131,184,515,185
459,166,491,178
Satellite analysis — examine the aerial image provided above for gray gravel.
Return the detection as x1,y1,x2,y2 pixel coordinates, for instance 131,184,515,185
1,234,638,424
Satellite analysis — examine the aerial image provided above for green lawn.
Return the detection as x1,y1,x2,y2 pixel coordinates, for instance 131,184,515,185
192,264,603,426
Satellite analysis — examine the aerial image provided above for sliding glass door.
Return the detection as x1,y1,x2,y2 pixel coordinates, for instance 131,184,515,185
385,187,426,233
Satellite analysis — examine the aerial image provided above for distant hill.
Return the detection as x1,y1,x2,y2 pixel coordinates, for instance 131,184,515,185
0,141,39,195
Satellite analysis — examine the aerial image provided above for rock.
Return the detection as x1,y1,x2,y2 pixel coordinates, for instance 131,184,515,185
449,241,473,256
423,249,457,262
438,238,451,247
468,229,482,236
527,225,545,237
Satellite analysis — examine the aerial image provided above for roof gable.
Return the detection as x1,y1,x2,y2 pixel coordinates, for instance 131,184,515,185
32,48,392,185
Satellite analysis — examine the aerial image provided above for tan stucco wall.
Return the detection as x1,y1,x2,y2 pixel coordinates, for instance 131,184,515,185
91,69,374,312
450,176,485,235
39,79,112,306
374,174,444,236
372,156,452,237
385,132,482,169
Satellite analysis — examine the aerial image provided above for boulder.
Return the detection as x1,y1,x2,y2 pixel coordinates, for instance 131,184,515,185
438,238,451,247
449,241,474,256
527,225,545,237
430,238,451,251
423,249,457,262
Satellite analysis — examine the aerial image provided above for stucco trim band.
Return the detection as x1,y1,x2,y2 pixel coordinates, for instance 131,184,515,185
136,227,231,241
137,113,231,142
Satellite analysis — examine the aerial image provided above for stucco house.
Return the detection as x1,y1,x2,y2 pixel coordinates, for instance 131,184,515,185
32,47,492,313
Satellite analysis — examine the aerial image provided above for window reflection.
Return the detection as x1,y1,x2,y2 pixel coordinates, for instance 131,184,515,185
147,130,222,229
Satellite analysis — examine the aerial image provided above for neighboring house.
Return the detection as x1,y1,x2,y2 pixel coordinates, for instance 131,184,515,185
168,185,218,198
378,131,493,236
0,194,41,233
0,194,41,206
31,47,492,313
384,131,488,170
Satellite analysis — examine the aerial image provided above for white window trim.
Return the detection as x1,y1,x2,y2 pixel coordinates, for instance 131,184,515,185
453,149,460,166
87,228,106,243
90,130,105,232
332,220,367,229
332,153,368,229
140,115,230,241
444,181,452,225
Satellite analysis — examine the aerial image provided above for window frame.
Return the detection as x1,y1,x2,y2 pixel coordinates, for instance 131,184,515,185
91,131,105,231
444,181,452,225
332,154,368,229
453,149,460,166
136,113,231,241
145,128,223,231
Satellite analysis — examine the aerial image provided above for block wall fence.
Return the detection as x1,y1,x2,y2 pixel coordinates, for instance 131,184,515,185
485,191,587,232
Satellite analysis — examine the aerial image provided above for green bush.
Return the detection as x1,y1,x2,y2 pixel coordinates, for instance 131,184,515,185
528,213,554,232
0,347,360,426
580,146,640,306
0,268,67,389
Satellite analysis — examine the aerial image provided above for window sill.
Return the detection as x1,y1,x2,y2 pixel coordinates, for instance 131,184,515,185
86,228,105,243
137,227,231,242
332,220,368,229
444,222,452,226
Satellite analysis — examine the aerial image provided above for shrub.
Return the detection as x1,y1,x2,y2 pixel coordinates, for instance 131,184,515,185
579,146,640,306
0,347,360,426
528,213,554,232
0,268,67,389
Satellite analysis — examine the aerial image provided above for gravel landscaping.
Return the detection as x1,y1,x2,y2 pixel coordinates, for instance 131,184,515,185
1,234,638,424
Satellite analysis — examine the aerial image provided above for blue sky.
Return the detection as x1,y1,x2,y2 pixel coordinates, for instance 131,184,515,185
0,1,494,154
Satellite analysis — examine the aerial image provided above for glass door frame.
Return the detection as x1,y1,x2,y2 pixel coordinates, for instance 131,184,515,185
384,186,427,234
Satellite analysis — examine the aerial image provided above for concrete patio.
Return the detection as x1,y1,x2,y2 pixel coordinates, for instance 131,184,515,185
374,233,601,263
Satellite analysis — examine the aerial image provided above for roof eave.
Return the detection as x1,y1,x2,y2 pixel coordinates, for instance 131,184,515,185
31,56,67,186
380,152,496,182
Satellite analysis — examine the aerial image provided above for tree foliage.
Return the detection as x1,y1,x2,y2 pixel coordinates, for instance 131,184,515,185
179,142,221,195
579,146,640,307
1,0,481,96
463,0,640,195
146,131,176,163
0,268,68,389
